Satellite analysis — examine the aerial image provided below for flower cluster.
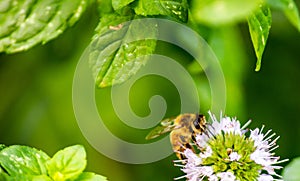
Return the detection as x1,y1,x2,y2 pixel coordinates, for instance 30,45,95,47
174,112,287,181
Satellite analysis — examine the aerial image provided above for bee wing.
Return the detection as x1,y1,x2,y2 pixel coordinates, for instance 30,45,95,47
161,117,174,126
145,117,177,140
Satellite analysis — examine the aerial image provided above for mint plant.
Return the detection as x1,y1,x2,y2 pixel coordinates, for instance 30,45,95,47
0,144,107,181
1,0,299,85
1,0,300,180
0,0,89,53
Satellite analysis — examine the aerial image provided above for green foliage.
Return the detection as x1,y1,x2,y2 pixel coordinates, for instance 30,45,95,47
0,164,9,180
190,0,261,25
267,0,300,31
89,13,157,87
134,0,188,22
112,0,135,10
0,145,6,151
0,0,300,84
46,145,86,181
7,175,53,181
74,172,108,181
0,0,89,53
283,157,300,181
0,0,299,180
248,5,272,71
0,145,107,181
0,145,50,176
97,0,114,16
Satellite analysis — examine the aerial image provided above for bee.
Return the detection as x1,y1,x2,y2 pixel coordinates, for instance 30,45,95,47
146,113,207,159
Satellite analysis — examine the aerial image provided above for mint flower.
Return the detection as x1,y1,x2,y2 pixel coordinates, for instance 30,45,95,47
174,112,287,181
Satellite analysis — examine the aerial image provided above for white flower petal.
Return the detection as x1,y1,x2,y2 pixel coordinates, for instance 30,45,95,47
229,152,241,161
196,133,210,148
257,174,274,181
200,146,212,159
184,149,202,166
217,172,236,181
208,174,218,181
200,166,214,176
220,117,242,135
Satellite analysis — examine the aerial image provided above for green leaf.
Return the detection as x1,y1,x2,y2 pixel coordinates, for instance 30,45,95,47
8,175,53,181
97,0,114,16
0,0,38,39
0,145,50,176
0,0,89,53
248,5,272,71
0,174,8,181
0,166,9,181
75,172,108,181
0,144,6,151
31,175,53,181
112,0,135,10
134,0,164,15
46,145,87,181
191,0,261,25
283,157,300,181
267,0,300,31
134,0,188,22
89,13,158,88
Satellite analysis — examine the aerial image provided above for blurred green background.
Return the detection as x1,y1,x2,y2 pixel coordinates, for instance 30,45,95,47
1,5,300,181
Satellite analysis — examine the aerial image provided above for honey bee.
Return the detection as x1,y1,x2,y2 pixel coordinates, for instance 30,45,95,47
146,114,207,159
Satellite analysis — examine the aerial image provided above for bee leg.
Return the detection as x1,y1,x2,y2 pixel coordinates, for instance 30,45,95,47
185,143,193,149
176,152,185,160
191,134,196,142
173,143,185,160
176,143,194,160
176,147,187,160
